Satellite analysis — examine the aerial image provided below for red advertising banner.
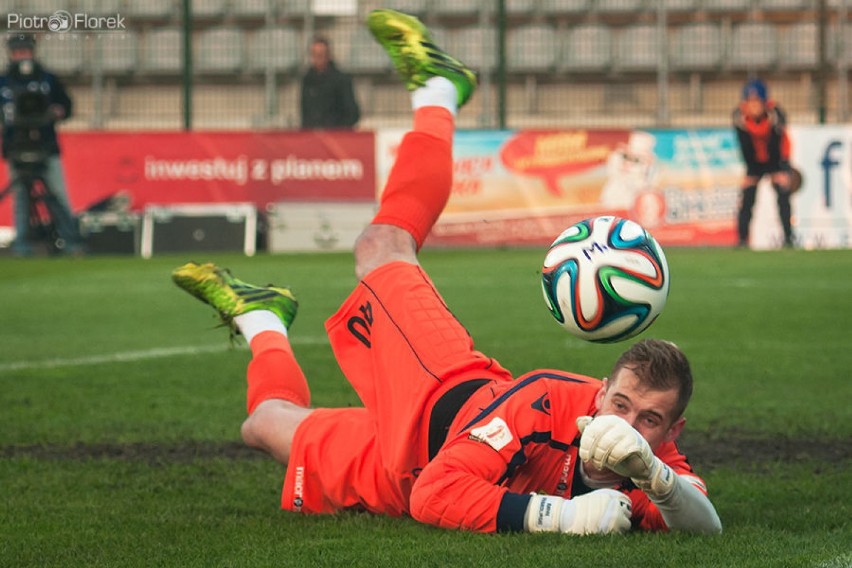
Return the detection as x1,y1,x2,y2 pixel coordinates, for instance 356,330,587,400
0,130,376,226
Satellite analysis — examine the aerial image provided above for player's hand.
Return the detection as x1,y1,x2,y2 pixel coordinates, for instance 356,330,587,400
525,490,632,535
576,415,675,498
576,415,653,479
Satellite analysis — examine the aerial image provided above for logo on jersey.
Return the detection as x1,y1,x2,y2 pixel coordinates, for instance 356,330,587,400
347,301,373,348
469,417,513,451
292,466,305,512
555,454,572,496
531,393,551,415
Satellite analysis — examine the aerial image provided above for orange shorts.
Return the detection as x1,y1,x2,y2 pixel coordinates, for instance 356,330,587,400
281,261,513,515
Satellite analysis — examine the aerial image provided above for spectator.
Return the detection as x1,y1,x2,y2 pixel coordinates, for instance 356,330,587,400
732,78,794,249
0,34,82,256
299,36,360,129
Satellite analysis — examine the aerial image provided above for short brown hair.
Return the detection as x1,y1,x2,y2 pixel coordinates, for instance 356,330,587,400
611,338,693,419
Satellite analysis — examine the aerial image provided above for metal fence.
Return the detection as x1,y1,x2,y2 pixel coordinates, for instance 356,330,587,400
6,0,851,130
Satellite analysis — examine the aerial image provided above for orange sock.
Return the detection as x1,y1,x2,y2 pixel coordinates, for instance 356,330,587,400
371,106,455,249
245,330,311,414
413,105,454,144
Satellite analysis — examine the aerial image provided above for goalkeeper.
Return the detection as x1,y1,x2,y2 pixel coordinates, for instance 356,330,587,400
173,9,721,536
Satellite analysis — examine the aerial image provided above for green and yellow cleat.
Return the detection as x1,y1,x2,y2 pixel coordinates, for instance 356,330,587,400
171,262,297,333
367,8,477,108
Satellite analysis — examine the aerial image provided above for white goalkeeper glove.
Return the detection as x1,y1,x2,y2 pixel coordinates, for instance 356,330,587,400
524,489,632,535
576,415,676,500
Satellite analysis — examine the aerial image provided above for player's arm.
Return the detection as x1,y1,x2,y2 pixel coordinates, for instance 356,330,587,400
577,415,722,534
410,431,630,535
733,118,757,168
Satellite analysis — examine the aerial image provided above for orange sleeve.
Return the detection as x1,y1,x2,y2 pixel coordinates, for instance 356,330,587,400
410,373,599,533
409,379,557,533
409,440,514,533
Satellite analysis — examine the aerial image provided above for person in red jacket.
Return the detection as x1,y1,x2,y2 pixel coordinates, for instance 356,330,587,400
733,78,795,248
173,10,722,536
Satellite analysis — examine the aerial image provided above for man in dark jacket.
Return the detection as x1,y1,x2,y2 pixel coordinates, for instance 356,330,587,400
300,36,360,129
1,34,82,256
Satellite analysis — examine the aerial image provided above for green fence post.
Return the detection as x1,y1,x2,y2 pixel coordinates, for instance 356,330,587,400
182,0,193,130
497,0,506,130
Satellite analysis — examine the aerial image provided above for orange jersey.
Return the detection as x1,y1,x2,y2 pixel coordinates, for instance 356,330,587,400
412,370,700,532
733,100,791,170
281,262,706,533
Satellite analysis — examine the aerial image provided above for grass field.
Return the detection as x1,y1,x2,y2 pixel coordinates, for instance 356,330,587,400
1,247,850,567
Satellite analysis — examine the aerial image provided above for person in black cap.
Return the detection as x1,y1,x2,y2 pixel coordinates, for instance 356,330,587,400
0,34,82,256
732,78,794,249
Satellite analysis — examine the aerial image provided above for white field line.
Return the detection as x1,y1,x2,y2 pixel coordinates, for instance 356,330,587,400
0,336,328,373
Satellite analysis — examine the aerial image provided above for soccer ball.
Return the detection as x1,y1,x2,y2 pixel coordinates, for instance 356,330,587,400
541,216,669,343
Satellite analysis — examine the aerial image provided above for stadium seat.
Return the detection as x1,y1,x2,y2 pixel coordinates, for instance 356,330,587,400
435,0,481,16
126,0,175,19
279,0,310,17
77,0,124,16
232,0,275,20
596,0,646,13
247,27,300,73
196,27,244,74
614,24,660,72
449,25,497,74
347,26,392,74
826,23,852,65
142,27,182,74
756,0,813,9
539,0,590,15
670,23,723,71
37,36,86,75
729,22,778,70
15,0,72,15
506,0,537,15
382,0,428,16
663,0,697,11
562,24,613,72
779,22,819,69
97,31,140,75
702,0,753,11
507,24,558,73
193,0,229,19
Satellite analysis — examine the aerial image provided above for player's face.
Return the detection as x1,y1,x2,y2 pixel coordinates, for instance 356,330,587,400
310,42,330,72
595,367,685,450
744,96,766,118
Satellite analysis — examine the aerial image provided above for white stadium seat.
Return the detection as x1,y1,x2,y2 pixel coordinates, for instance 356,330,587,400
507,24,558,73
247,27,300,73
563,24,613,72
142,27,182,74
729,21,778,70
615,24,660,72
671,23,723,71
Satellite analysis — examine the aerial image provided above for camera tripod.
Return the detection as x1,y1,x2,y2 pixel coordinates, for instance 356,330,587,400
0,161,67,255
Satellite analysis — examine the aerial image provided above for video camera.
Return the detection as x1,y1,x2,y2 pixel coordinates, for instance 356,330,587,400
6,89,54,173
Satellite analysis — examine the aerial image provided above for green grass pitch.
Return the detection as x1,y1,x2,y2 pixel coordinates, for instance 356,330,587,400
0,247,849,567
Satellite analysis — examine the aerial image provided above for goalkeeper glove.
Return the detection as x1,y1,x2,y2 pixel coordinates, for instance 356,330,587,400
524,489,632,535
576,415,676,500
